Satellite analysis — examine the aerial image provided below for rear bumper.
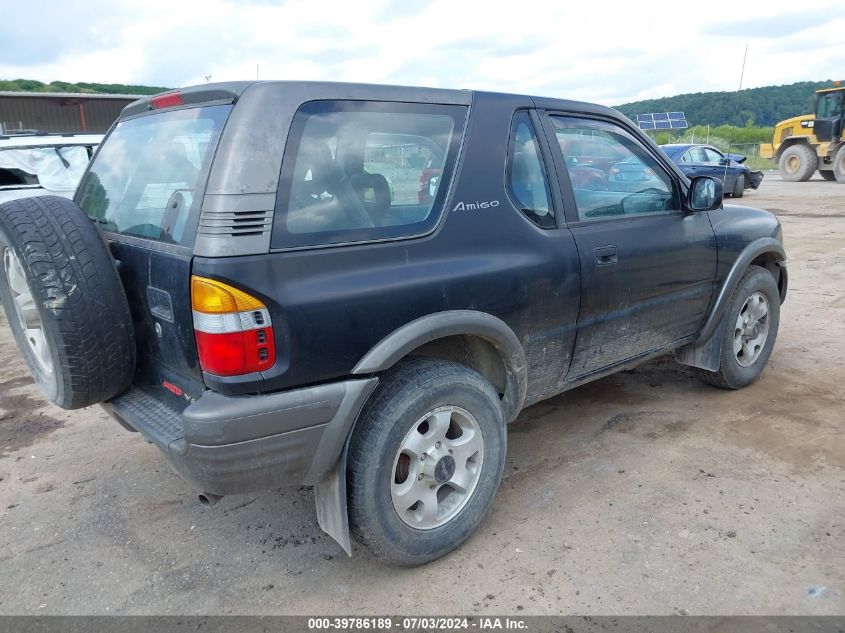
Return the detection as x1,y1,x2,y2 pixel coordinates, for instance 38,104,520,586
101,377,377,496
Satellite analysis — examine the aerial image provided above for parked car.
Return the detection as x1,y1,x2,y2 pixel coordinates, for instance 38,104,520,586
417,148,444,204
0,132,102,204
660,143,764,198
0,83,787,566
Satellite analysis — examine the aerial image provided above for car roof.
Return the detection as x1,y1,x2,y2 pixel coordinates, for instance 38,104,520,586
121,80,626,125
0,133,104,149
659,143,717,156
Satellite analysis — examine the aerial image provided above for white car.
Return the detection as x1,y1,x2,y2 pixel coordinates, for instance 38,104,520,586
0,133,103,204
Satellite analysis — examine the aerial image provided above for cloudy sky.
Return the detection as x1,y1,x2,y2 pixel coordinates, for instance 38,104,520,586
2,0,844,105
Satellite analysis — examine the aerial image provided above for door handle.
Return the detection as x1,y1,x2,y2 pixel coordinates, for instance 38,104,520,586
594,245,618,266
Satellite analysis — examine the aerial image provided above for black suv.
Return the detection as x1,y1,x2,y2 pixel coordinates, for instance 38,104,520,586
0,82,787,566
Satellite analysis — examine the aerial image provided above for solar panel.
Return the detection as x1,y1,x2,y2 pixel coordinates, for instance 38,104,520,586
636,111,687,131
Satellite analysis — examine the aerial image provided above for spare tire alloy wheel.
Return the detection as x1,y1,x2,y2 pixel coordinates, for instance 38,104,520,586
391,406,484,529
0,196,135,409
3,247,53,375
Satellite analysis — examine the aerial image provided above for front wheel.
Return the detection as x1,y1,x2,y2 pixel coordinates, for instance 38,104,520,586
692,265,780,389
347,358,506,566
833,145,845,183
732,173,746,198
778,144,817,182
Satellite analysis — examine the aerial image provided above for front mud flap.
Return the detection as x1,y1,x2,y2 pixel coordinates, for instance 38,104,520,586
315,458,352,556
675,314,727,372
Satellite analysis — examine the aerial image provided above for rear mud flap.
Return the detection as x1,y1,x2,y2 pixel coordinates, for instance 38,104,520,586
748,170,764,189
315,460,352,556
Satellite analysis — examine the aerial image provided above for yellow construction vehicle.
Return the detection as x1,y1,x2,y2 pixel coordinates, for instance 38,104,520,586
760,82,845,182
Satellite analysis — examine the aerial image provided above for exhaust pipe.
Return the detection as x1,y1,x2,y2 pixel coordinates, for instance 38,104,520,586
198,492,223,507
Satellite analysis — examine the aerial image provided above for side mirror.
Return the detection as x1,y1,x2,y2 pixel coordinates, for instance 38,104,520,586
687,176,723,212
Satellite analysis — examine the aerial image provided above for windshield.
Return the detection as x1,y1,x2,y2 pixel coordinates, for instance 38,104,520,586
0,145,92,190
77,105,231,246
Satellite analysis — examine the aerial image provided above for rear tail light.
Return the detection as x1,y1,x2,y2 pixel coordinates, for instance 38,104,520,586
150,91,184,109
191,276,276,376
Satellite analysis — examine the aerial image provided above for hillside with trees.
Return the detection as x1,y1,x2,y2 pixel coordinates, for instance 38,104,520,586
615,80,837,127
0,79,169,95
2,77,838,127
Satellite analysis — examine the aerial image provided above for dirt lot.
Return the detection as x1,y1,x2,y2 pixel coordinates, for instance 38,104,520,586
0,173,843,615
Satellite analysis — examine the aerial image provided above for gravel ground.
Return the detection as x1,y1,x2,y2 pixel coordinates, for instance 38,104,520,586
0,173,843,615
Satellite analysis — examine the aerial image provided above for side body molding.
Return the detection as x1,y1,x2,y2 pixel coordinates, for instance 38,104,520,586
352,310,528,422
676,237,786,371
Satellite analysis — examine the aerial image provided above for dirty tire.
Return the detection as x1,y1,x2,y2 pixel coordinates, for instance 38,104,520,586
692,265,780,390
0,196,135,409
833,145,845,183
819,169,836,181
347,357,506,566
778,144,817,182
732,173,745,198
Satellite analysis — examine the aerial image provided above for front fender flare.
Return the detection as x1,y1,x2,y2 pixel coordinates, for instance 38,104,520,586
677,237,785,371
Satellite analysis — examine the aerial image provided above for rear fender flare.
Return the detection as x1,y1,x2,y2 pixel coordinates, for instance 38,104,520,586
352,310,528,421
315,311,527,556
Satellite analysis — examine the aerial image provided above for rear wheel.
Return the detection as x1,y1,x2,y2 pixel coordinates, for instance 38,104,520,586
833,145,845,183
692,265,780,390
732,173,745,198
819,170,836,181
778,144,817,182
347,357,506,566
0,196,135,409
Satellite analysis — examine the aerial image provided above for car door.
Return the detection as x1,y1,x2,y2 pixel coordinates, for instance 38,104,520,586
541,114,718,379
677,146,709,180
701,147,739,191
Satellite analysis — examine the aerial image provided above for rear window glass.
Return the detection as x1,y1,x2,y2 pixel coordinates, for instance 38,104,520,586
77,105,231,246
271,100,466,249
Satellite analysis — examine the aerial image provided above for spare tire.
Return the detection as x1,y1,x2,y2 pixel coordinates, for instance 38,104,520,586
0,196,135,409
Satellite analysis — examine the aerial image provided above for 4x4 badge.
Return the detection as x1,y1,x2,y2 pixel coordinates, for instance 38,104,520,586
452,200,500,212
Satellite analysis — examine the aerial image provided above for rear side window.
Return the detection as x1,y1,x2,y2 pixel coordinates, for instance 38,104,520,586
506,111,554,228
77,105,231,246
272,100,466,249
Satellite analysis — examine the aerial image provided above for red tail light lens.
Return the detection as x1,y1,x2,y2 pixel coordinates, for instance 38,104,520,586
150,91,184,109
191,276,276,377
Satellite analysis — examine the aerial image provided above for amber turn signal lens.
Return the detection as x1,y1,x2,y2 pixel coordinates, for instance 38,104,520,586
191,276,265,314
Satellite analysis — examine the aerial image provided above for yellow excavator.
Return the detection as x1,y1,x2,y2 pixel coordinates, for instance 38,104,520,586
760,82,845,182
